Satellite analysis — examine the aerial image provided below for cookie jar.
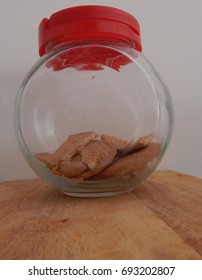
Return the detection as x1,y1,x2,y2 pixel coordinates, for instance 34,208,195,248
14,6,174,197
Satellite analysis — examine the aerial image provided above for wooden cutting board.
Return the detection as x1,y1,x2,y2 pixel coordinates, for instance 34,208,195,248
0,171,201,260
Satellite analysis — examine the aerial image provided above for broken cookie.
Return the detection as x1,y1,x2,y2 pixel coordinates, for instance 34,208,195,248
101,134,129,152
53,131,98,160
57,154,87,178
77,140,117,179
120,133,155,155
94,143,161,179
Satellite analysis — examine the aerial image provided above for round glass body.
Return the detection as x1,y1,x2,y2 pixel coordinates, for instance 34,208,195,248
14,41,173,197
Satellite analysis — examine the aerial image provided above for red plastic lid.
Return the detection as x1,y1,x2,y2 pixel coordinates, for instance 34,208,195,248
39,5,142,56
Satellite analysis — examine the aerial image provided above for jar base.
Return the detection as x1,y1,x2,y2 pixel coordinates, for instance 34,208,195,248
62,189,130,198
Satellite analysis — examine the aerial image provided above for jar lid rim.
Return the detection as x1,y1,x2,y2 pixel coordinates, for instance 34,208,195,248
38,5,142,56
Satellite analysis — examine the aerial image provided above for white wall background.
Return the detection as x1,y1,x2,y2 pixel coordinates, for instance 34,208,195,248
0,0,202,182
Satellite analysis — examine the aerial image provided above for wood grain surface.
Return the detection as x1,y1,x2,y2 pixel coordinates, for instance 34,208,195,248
0,171,201,260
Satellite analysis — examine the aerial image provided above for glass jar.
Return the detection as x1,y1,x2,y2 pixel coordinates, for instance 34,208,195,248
14,6,174,197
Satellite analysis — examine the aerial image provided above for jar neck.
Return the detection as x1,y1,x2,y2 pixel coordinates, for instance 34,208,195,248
44,37,137,72
45,37,135,54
